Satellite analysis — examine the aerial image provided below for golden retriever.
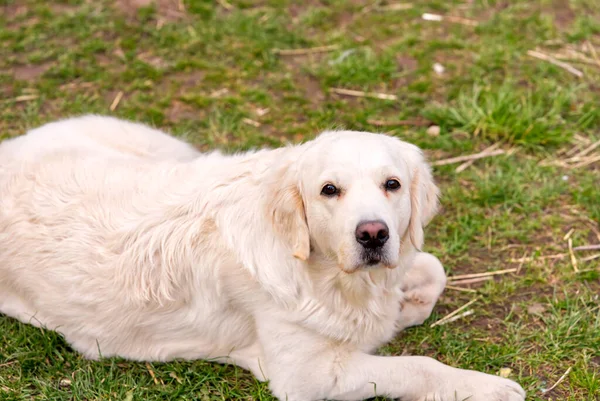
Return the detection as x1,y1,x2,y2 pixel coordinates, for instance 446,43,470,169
0,116,525,401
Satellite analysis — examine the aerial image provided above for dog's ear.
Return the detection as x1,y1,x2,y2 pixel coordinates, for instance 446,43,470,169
402,147,439,251
266,163,310,261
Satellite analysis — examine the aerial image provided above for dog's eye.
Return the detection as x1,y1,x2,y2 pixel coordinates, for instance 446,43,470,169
321,184,339,197
385,179,401,191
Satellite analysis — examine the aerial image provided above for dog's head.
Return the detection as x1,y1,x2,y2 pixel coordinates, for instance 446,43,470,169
267,131,439,273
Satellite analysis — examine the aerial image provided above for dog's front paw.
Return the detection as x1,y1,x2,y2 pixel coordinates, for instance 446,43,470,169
399,252,446,294
432,370,525,401
396,253,446,331
396,290,436,330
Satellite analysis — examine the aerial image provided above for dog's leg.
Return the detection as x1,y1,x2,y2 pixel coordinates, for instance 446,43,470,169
210,342,268,382
257,319,524,401
329,353,526,401
396,252,446,331
0,290,46,328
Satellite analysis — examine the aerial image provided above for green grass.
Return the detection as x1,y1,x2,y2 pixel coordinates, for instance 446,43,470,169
1,0,599,400
424,82,587,147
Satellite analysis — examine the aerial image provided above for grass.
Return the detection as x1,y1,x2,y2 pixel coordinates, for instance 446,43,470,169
1,0,599,400
424,82,589,147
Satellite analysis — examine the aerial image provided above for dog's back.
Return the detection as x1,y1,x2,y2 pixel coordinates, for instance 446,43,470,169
0,115,199,165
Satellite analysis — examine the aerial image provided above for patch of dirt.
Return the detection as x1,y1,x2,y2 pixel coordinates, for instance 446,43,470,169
159,70,206,97
172,71,205,87
288,1,324,19
166,99,203,122
526,302,547,315
48,3,78,14
337,10,354,29
281,57,325,106
12,63,53,81
295,72,325,106
137,52,171,70
548,0,576,30
156,71,208,123
0,82,15,99
1,3,32,29
95,54,126,73
115,0,187,21
0,3,27,19
390,54,419,89
476,0,574,31
396,55,418,72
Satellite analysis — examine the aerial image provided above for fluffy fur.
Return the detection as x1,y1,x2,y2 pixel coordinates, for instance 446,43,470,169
0,116,525,401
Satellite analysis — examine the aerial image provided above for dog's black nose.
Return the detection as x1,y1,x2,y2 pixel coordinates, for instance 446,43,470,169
355,220,389,249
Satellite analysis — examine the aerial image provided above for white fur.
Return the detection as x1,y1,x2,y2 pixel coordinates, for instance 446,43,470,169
0,115,525,401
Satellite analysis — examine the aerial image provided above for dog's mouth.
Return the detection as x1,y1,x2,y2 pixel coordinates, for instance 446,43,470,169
360,249,392,269
336,245,397,273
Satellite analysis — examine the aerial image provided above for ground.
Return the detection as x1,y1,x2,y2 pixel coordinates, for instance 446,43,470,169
0,0,599,400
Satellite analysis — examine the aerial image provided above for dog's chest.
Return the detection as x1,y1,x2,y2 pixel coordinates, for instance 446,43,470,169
296,273,403,350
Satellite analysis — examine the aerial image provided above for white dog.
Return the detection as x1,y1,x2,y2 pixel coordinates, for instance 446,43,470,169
0,116,525,401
